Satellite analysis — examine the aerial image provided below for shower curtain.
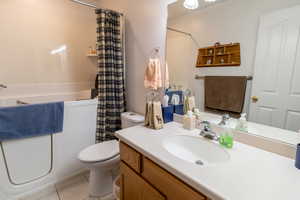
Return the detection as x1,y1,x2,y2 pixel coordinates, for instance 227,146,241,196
95,9,125,143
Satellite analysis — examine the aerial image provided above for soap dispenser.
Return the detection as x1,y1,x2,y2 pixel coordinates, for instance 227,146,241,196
183,111,196,130
235,113,248,132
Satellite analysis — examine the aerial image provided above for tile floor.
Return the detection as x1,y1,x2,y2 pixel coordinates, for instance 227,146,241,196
26,173,115,200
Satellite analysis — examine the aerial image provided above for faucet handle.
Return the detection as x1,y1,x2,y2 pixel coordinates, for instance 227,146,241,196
200,121,211,131
222,114,230,120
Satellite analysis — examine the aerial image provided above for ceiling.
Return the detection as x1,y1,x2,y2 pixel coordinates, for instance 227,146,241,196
168,0,228,20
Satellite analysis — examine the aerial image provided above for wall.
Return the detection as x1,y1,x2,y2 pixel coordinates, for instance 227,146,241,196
0,0,97,95
97,0,171,114
167,0,300,113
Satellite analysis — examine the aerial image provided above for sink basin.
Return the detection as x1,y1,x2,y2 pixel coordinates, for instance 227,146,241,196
163,135,230,165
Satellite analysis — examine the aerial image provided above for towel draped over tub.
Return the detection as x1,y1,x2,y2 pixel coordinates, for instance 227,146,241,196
0,102,64,141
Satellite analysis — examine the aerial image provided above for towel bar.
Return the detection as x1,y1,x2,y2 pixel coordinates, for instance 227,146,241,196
195,75,253,81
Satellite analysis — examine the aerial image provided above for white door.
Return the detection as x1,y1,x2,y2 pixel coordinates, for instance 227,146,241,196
249,5,300,132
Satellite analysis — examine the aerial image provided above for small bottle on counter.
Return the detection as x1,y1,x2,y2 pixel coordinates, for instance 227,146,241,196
235,113,248,132
193,108,202,129
183,111,196,130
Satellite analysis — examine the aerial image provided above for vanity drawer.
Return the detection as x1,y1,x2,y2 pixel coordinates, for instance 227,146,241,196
142,157,206,200
121,162,165,200
120,142,142,173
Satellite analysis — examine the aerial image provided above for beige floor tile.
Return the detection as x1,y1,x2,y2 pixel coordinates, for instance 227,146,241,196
56,175,89,200
18,186,58,200
84,171,90,181
81,193,115,200
37,192,60,200
101,194,115,200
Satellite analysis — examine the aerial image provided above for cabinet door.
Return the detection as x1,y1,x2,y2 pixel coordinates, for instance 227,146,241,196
142,157,206,200
120,142,142,173
121,162,165,200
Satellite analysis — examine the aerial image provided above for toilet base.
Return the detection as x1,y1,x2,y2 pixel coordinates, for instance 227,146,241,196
82,156,120,198
89,168,113,197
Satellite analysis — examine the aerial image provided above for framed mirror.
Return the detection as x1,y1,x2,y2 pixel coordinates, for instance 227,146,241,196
166,0,300,146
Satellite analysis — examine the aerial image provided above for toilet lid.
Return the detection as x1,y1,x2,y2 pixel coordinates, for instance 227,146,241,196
78,140,119,163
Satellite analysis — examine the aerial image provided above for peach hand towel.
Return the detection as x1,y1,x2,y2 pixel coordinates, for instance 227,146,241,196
144,58,163,90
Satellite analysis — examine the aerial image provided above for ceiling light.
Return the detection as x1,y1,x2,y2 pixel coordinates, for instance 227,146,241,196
183,0,199,10
205,0,217,2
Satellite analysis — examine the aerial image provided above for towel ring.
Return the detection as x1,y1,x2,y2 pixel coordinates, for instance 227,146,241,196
149,47,160,59
146,91,160,102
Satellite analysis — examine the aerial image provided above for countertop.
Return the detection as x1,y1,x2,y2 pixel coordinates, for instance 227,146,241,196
116,122,300,200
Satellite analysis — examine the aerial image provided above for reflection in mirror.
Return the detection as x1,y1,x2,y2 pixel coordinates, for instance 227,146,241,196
166,0,300,145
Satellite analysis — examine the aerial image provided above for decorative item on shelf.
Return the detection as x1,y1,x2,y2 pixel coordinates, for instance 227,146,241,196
196,42,241,67
214,42,221,47
217,48,224,55
206,59,212,65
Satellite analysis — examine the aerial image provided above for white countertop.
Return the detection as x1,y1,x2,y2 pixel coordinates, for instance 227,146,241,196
116,122,300,200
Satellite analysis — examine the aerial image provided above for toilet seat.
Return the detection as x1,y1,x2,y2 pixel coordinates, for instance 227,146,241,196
78,140,119,163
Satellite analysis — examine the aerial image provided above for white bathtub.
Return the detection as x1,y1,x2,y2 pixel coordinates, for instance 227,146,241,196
0,95,98,200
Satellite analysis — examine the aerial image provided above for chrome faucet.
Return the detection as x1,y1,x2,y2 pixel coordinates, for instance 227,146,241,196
0,84,7,89
199,121,219,141
218,114,230,126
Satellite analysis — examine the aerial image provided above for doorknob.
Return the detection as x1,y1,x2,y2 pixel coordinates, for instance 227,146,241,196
251,96,259,103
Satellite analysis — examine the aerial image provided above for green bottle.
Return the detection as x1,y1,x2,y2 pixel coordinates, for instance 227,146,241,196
219,129,234,149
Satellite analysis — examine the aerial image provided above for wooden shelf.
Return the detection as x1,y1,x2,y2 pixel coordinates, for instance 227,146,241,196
197,63,240,67
86,54,97,57
196,43,241,68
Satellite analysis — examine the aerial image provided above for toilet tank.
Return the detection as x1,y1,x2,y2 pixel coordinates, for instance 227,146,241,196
121,112,144,129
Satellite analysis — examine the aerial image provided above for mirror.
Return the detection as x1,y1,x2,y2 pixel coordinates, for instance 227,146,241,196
167,0,300,145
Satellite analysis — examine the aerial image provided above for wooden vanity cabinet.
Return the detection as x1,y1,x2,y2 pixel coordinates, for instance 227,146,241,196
120,142,208,200
121,162,165,200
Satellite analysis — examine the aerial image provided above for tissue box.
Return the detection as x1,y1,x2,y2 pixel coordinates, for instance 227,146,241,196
174,104,184,115
296,144,300,170
162,105,174,123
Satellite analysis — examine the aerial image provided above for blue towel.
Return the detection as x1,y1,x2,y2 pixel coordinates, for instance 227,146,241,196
0,102,64,141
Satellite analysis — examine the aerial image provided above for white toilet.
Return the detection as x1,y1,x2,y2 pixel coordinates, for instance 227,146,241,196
78,112,144,198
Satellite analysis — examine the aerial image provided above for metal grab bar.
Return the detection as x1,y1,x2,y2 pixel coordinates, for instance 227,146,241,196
70,0,96,8
0,84,7,88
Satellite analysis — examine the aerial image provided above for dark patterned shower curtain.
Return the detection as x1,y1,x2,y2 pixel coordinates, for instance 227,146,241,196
95,9,125,143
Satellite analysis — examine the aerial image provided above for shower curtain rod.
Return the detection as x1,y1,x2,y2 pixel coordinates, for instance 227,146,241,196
167,27,200,48
167,27,192,36
70,0,124,16
70,0,97,8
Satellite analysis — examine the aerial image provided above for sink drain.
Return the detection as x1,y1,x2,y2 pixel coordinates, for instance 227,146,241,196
195,160,204,166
